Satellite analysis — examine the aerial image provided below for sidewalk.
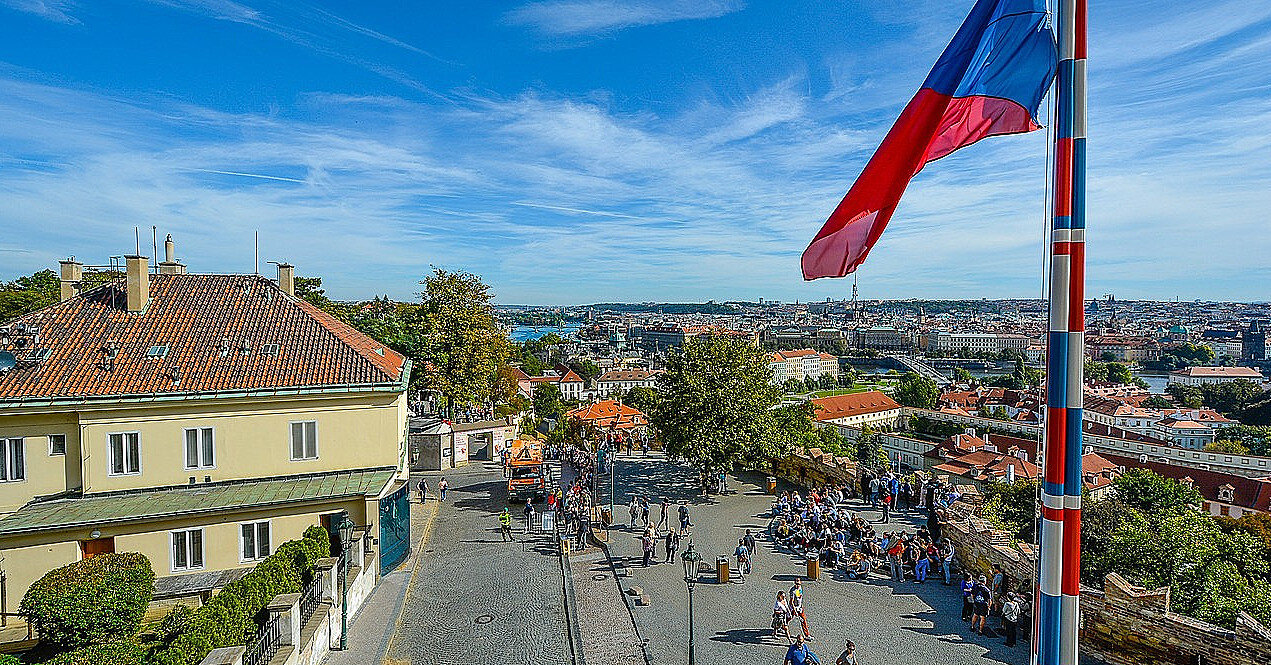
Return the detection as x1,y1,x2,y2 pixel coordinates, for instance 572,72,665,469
324,490,438,665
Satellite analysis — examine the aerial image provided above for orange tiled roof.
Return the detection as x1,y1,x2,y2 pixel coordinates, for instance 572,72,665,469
0,274,406,402
811,391,901,421
565,399,648,429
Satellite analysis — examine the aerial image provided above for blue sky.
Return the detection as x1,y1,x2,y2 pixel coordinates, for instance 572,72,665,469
0,1,1268,304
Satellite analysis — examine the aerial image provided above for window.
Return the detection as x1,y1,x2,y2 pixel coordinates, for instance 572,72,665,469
48,434,66,456
146,345,169,358
0,439,24,482
240,521,271,561
290,421,317,460
108,432,141,475
260,343,280,357
184,428,214,469
171,529,204,571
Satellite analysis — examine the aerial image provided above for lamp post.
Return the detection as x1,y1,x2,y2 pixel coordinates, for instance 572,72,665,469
336,511,355,650
680,542,701,665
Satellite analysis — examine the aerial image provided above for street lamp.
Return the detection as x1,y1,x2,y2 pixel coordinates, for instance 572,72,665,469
336,511,356,650
680,542,701,665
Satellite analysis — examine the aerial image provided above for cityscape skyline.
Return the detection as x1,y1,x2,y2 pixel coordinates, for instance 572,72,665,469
0,1,1268,304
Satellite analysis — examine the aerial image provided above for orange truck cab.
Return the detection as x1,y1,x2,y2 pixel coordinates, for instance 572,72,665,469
505,439,547,503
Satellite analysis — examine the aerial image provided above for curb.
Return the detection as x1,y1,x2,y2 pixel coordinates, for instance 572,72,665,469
559,537,586,665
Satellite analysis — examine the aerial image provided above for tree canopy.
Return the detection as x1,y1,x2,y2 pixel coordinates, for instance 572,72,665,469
0,269,59,324
893,372,939,409
652,334,789,484
415,269,511,412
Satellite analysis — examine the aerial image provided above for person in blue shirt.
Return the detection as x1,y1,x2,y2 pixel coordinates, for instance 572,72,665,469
784,634,819,665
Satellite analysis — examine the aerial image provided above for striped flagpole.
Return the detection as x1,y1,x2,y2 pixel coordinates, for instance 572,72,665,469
1035,1,1084,665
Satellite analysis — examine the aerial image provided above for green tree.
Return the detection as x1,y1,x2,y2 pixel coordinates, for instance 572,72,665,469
893,373,938,409
1201,380,1262,416
623,386,658,415
1204,439,1251,455
1100,351,1117,362
532,383,565,421
1107,362,1134,384
1217,512,1271,579
982,478,1040,541
1084,359,1109,383
1215,425,1271,456
293,275,332,309
0,269,59,323
855,424,887,470
569,359,601,387
416,269,511,414
952,367,974,384
1166,383,1205,409
1142,395,1173,409
653,334,787,486
1113,468,1202,513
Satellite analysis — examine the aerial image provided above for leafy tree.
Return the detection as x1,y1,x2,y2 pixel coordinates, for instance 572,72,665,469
569,359,601,387
1100,351,1117,362
782,377,805,394
623,386,658,415
1217,512,1271,579
1166,383,1205,409
1142,395,1173,409
532,382,565,421
815,424,853,459
1084,359,1109,383
653,334,788,486
293,275,331,309
0,269,59,324
416,269,511,413
1107,362,1134,385
1215,424,1271,456
952,367,974,384
982,478,1039,541
1113,468,1202,513
1201,380,1262,416
492,365,522,403
817,373,837,390
1081,497,1137,585
1204,439,1251,455
893,373,938,409
855,424,887,470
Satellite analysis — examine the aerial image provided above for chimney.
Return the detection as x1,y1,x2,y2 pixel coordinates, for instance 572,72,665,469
58,258,82,300
277,263,294,297
124,255,150,312
158,234,186,274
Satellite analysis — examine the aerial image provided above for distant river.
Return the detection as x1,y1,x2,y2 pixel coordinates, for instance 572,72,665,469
1133,372,1169,394
510,325,581,342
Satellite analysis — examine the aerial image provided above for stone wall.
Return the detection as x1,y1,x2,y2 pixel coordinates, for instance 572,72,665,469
939,495,1271,665
772,449,859,491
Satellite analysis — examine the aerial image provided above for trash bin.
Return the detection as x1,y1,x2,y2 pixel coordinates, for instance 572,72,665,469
806,556,819,581
560,536,570,556
602,508,612,525
717,556,729,584
766,476,777,494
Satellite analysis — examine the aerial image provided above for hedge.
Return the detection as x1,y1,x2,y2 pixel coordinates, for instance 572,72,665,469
44,640,145,665
0,655,18,665
18,552,154,651
147,526,331,665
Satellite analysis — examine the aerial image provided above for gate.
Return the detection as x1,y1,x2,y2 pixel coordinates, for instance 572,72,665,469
379,482,411,574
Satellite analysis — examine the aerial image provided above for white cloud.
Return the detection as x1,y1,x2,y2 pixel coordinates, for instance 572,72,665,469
0,0,78,24
506,0,744,38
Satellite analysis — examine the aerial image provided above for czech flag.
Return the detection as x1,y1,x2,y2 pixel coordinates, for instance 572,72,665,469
801,0,1056,280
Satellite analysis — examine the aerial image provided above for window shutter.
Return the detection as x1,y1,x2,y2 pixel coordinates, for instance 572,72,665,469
127,433,140,473
173,533,187,569
257,522,270,557
305,422,317,458
0,441,7,481
110,434,124,475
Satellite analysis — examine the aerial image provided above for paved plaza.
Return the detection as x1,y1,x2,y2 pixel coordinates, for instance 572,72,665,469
602,452,1030,665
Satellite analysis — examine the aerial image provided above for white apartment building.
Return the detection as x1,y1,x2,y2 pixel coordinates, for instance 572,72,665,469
769,349,839,384
927,332,1031,354
1168,366,1264,387
595,369,660,395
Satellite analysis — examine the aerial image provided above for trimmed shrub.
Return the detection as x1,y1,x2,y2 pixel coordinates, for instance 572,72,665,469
148,527,331,665
44,639,145,665
0,654,19,665
18,552,154,651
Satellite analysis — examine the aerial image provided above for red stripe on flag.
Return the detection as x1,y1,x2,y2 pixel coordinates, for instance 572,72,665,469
1052,241,1071,255
1075,0,1088,60
1062,509,1082,594
1046,407,1067,485
1042,505,1065,523
1068,244,1085,330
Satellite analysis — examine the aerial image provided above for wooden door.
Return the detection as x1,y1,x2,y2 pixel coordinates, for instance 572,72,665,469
81,538,115,558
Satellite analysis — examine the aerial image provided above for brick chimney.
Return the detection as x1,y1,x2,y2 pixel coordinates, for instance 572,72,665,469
58,258,82,301
158,234,186,275
277,263,294,297
124,255,150,312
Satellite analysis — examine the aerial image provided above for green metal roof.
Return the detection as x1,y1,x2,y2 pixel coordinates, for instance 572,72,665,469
0,467,396,536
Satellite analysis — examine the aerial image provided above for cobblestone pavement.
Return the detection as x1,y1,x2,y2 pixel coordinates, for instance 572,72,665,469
603,453,1029,665
385,462,571,665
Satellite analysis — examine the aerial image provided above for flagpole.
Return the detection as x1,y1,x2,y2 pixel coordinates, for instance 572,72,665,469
1036,1,1085,665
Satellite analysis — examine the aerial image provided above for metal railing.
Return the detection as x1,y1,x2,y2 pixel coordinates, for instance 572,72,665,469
242,612,283,665
299,576,323,625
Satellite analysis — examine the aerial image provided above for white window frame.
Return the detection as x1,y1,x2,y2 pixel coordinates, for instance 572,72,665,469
289,421,318,460
171,528,204,572
0,438,25,483
183,427,215,470
48,433,67,456
107,431,142,476
239,520,272,562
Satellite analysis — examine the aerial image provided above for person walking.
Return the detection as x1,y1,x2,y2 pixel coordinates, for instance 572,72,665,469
524,502,535,534
789,579,813,640
664,530,679,563
914,545,930,583
783,634,819,665
438,477,448,502
498,508,512,542
640,497,651,528
1002,593,1022,646
960,573,975,621
868,476,880,507
971,574,993,636
886,536,904,582
629,497,640,528
772,591,793,643
417,477,427,503
880,490,892,524
658,497,670,531
678,502,691,535
735,538,751,577
743,529,758,563
835,640,857,665
641,530,654,567
941,539,955,585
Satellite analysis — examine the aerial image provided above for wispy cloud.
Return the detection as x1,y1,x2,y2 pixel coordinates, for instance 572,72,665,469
0,0,78,24
506,0,744,38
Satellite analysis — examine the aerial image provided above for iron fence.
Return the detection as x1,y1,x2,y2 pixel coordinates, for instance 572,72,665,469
299,575,324,625
242,611,283,665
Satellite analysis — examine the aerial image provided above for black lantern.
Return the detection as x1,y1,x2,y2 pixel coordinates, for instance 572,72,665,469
680,542,700,586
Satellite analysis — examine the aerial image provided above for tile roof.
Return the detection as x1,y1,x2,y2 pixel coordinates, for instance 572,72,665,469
598,369,659,382
811,391,902,421
1101,453,1271,512
565,399,648,429
0,274,407,403
0,467,396,535
1171,366,1262,379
